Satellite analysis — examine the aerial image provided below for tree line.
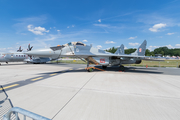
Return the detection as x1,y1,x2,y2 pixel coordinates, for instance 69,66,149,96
106,46,180,56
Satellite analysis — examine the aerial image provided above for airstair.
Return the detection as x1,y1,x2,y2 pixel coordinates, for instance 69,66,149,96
0,85,51,120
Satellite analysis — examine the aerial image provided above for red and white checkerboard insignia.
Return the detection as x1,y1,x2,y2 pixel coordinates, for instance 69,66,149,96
100,59,105,63
139,48,142,52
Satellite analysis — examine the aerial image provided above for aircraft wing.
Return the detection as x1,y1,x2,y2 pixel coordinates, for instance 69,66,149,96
74,52,146,58
74,52,164,61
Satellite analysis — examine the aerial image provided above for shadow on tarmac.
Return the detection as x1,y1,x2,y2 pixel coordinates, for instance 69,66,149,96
38,65,164,75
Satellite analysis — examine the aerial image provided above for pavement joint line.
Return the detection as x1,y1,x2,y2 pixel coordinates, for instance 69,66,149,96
82,88,180,100
0,84,19,90
149,74,180,90
31,77,43,81
51,73,97,120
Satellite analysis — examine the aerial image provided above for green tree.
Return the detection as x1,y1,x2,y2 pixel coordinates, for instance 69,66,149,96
106,47,117,53
125,48,136,54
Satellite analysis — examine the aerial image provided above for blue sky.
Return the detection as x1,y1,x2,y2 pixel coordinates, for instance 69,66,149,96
0,0,180,52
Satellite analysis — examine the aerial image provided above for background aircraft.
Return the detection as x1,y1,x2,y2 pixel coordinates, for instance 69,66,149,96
0,44,51,65
26,40,154,71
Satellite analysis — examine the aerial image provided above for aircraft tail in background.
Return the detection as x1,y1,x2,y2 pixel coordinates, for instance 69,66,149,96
115,44,124,55
131,40,147,56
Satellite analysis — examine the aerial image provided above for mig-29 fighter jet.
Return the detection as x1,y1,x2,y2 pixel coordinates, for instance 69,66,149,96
26,40,149,72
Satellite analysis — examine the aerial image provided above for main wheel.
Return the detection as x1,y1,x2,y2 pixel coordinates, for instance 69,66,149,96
119,65,125,71
88,68,94,72
102,66,107,69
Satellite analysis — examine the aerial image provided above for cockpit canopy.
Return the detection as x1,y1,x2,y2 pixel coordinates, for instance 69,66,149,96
64,41,86,46
50,41,86,51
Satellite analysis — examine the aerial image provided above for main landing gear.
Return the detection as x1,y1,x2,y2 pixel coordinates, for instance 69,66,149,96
6,62,8,64
102,66,107,69
119,65,125,71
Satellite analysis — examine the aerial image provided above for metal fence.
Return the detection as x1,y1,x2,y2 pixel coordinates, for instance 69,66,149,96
0,85,51,120
0,86,15,120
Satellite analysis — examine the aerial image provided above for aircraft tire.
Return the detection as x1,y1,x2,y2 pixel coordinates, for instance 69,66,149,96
102,66,107,69
120,65,125,71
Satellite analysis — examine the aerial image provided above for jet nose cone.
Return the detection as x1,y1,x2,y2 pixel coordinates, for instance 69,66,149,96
25,49,53,57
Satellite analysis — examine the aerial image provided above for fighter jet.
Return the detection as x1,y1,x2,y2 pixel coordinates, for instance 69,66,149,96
26,40,150,71
0,44,51,65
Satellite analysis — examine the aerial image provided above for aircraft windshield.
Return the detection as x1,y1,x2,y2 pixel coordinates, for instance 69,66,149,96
68,42,72,46
63,42,86,46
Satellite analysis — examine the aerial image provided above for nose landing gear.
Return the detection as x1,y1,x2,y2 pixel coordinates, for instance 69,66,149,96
119,65,125,71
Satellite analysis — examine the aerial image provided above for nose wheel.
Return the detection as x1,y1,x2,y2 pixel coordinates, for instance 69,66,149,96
86,59,94,72
119,65,125,71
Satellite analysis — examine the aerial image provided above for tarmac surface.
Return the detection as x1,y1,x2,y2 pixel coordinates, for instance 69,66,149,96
0,62,180,120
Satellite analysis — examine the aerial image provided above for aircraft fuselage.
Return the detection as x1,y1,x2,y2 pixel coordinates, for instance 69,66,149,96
0,53,28,62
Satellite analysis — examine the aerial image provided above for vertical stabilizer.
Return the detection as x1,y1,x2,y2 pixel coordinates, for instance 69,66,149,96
115,44,124,55
131,40,147,56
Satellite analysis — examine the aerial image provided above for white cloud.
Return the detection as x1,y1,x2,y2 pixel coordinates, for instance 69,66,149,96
148,44,177,51
82,40,88,42
175,44,180,47
67,26,69,28
129,36,137,39
57,30,60,32
7,47,13,49
97,45,102,49
93,24,118,29
94,24,108,27
21,33,27,35
148,46,160,51
166,33,174,35
106,47,111,50
27,25,49,35
105,40,115,44
72,25,75,27
158,36,163,38
129,42,140,46
124,46,128,49
166,44,174,49
98,19,101,23
149,23,167,32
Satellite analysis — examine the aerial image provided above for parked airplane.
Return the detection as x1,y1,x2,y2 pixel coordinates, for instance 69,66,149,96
0,44,51,65
25,40,154,71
